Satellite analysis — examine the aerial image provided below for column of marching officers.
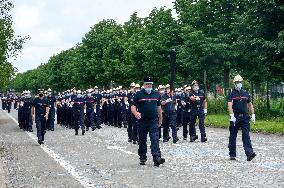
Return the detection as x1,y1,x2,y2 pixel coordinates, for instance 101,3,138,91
1,74,257,166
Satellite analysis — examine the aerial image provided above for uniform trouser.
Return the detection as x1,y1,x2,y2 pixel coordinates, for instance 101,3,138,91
18,107,24,128
122,108,128,125
35,115,46,141
56,106,62,125
127,113,138,141
94,105,101,127
190,109,206,137
14,102,18,109
102,105,107,124
229,115,254,157
7,102,11,113
46,107,55,129
109,106,114,125
86,108,95,128
162,112,178,140
23,111,32,130
74,110,85,130
176,107,183,127
183,111,192,138
138,119,161,161
113,106,122,126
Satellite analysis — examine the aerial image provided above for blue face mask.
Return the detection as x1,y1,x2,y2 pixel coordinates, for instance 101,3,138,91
145,88,152,93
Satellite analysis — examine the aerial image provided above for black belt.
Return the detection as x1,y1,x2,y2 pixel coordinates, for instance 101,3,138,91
235,113,247,117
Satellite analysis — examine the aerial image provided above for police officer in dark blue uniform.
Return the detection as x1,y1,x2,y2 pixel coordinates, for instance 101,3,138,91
46,88,56,131
32,89,49,145
85,89,96,131
72,90,86,135
189,81,208,142
228,75,256,161
131,77,165,167
23,90,33,132
182,86,194,141
161,84,179,143
127,82,138,144
93,86,102,129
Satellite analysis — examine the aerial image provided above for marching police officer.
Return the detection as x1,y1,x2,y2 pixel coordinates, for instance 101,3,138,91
23,90,33,132
72,90,86,135
161,84,179,143
85,89,96,131
127,82,138,144
189,81,208,142
228,75,256,161
32,89,49,145
46,88,56,131
131,77,165,167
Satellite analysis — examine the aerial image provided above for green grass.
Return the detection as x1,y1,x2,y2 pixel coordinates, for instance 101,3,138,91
204,114,284,135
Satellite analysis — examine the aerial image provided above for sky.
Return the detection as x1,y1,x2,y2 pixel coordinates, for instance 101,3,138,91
11,0,175,73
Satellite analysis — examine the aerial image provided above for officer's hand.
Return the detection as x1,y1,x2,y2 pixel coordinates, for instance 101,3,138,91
251,114,256,124
134,112,141,120
84,109,86,114
195,96,200,101
44,114,48,120
158,119,162,127
230,114,236,123
204,109,208,115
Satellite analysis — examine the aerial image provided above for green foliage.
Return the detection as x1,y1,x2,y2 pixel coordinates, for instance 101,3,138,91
0,0,29,89
205,114,284,134
10,0,284,93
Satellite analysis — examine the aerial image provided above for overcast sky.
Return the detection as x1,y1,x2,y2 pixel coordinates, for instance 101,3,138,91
11,0,175,73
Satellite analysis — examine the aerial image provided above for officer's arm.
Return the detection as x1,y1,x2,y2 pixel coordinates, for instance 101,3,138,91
131,105,138,116
157,106,163,123
228,102,233,114
161,99,167,106
203,99,208,109
248,102,254,114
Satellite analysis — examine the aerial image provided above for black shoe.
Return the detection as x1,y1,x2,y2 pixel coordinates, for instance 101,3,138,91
167,136,171,140
163,139,168,143
97,125,102,129
38,140,43,145
75,130,78,135
154,158,165,167
133,141,137,144
183,137,187,141
247,153,256,161
91,127,96,131
28,129,33,132
124,125,127,128
190,135,198,142
140,159,147,165
201,137,207,142
82,129,85,135
230,156,236,160
128,139,132,143
86,127,89,131
173,138,179,144
51,128,54,131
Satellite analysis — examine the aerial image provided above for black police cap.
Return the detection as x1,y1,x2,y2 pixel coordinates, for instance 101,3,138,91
143,76,153,84
38,89,44,93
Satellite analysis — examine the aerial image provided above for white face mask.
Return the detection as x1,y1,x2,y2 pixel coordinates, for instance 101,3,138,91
236,83,242,90
193,86,199,91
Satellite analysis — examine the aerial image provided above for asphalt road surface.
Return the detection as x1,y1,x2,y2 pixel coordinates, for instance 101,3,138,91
0,109,283,188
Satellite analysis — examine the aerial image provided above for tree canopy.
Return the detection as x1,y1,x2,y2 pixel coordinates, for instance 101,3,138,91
11,0,284,92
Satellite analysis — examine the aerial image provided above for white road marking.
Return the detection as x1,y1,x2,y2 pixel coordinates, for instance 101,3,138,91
6,112,99,188
107,145,138,156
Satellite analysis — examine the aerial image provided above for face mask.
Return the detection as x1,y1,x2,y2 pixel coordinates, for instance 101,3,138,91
193,86,199,91
39,94,43,97
136,89,140,92
166,89,170,93
77,94,82,98
160,90,165,94
87,93,91,97
236,83,242,90
145,88,152,93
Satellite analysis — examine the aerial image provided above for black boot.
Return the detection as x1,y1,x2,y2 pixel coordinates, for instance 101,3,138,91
247,153,256,161
154,158,165,167
201,136,207,142
82,129,85,135
140,159,147,165
75,129,78,135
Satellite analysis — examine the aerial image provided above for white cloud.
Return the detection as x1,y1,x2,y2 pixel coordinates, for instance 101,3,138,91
11,0,175,73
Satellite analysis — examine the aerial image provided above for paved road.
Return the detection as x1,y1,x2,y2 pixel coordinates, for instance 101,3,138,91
0,109,283,188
